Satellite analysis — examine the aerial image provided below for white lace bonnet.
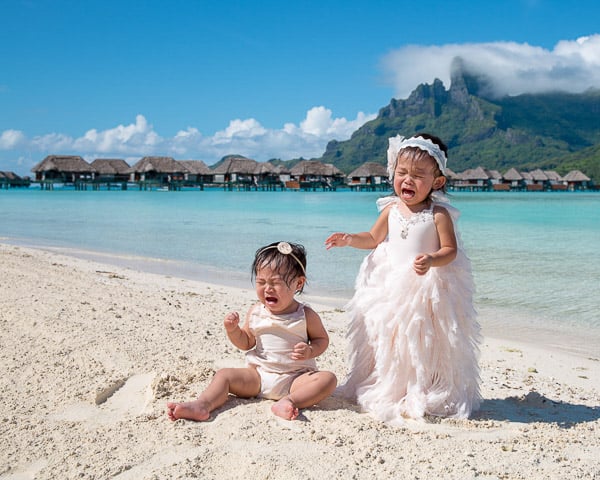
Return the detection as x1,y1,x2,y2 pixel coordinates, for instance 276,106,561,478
387,134,447,179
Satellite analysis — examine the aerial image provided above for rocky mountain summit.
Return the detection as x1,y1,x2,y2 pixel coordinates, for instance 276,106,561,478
315,57,600,179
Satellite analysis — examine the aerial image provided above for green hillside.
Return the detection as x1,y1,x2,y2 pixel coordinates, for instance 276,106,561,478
301,64,600,180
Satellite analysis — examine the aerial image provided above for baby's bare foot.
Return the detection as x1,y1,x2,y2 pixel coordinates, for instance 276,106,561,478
166,400,210,422
271,397,299,420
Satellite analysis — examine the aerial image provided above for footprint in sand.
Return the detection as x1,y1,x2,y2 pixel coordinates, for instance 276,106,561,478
0,459,49,480
52,372,156,425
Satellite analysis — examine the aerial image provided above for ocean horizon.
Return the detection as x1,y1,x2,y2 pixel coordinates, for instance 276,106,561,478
1,188,599,356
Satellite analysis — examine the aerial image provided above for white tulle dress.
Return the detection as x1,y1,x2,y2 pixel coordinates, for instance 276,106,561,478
340,195,481,424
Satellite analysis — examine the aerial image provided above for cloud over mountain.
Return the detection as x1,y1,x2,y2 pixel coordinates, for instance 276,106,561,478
382,34,600,98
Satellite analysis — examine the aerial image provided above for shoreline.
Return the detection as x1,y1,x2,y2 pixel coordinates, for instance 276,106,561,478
5,182,600,193
2,238,599,359
0,242,598,479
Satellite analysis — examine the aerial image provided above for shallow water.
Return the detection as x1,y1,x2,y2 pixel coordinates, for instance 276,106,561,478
1,188,599,355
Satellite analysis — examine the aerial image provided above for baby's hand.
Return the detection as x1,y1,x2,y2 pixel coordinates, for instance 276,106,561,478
224,312,240,332
325,232,352,250
290,342,313,360
413,254,433,275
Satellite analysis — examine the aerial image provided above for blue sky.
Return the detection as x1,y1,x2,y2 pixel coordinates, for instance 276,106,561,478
2,0,600,176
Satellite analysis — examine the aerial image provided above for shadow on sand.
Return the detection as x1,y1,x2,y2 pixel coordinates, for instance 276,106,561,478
473,391,599,427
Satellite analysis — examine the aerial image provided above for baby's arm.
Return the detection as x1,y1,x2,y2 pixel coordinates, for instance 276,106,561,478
291,306,329,360
325,207,390,250
224,309,256,351
413,206,458,275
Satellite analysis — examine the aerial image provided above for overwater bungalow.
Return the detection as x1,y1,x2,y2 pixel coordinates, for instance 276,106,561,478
520,171,533,187
253,161,284,190
347,162,389,191
443,168,461,190
563,170,591,190
211,156,258,190
502,168,524,190
290,160,345,191
526,169,548,191
31,155,96,189
179,160,213,188
127,156,189,190
274,164,292,186
89,159,131,189
322,163,345,189
544,170,567,190
486,169,504,190
0,171,30,188
453,166,490,191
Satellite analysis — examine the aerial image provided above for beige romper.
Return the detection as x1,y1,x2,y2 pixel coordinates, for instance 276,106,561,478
245,302,317,400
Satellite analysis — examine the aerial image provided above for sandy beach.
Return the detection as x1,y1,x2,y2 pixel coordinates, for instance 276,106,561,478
0,243,598,480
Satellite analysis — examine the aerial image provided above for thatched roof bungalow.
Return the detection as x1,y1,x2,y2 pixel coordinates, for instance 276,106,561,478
487,169,503,183
563,170,591,190
179,160,213,185
291,160,344,183
453,166,490,191
322,163,344,177
290,160,325,177
542,170,566,190
501,168,524,190
252,161,283,188
289,160,345,190
544,170,562,182
347,162,389,190
252,162,274,174
126,156,189,185
268,163,292,184
0,171,29,188
90,159,131,183
31,155,95,183
529,169,548,182
503,167,522,181
527,169,548,190
211,156,258,185
520,171,533,182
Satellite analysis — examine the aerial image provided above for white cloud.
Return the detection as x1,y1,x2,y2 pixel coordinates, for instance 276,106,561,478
381,34,600,98
213,118,267,142
295,106,375,138
300,106,334,135
0,129,26,149
0,107,375,172
31,132,74,152
201,109,376,160
72,114,162,154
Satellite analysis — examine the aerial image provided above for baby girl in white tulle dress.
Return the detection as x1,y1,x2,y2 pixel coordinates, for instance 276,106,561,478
325,133,480,424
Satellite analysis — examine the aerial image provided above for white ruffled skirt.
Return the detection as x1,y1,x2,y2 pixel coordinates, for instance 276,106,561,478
339,244,481,424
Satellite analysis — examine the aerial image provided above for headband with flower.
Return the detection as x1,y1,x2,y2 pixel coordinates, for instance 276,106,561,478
257,241,306,276
387,135,447,179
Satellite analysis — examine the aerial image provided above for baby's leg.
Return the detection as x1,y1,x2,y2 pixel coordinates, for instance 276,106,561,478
272,370,337,420
167,367,260,421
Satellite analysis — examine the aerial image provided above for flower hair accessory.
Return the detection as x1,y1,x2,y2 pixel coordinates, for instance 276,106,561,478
276,242,293,254
259,241,306,275
387,135,447,179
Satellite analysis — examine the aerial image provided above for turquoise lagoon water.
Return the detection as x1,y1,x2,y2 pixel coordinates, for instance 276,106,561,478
1,188,599,355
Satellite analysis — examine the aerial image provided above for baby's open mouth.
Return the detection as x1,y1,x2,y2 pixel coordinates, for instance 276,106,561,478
401,188,416,198
265,296,278,304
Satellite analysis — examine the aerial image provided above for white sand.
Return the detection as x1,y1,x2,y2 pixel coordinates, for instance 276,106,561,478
0,243,598,480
